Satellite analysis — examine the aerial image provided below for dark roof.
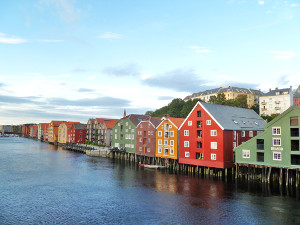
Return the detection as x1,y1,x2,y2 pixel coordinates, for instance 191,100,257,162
150,117,162,127
74,123,86,130
263,88,291,96
122,114,151,126
200,102,266,131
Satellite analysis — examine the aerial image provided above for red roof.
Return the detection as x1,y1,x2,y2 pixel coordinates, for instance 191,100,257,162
168,117,185,128
51,121,65,127
104,119,119,129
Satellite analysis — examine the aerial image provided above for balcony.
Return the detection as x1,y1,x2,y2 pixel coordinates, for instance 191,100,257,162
261,101,267,105
261,108,267,111
275,107,281,110
275,101,280,104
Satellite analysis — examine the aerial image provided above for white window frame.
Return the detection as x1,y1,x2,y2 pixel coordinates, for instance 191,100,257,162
185,152,190,157
139,147,142,151
139,138,142,142
249,131,253,137
206,120,211,125
164,140,168,145
170,131,174,137
273,138,281,146
184,130,189,136
211,142,217,149
188,121,192,126
242,150,250,158
148,131,151,135
211,153,216,160
158,147,162,153
170,148,174,155
158,131,162,137
273,152,282,161
272,127,281,135
241,131,245,137
147,148,150,152
158,139,162,145
184,141,189,147
170,140,174,146
210,130,217,136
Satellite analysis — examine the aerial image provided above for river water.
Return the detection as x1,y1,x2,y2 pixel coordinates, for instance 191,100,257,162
1,137,300,225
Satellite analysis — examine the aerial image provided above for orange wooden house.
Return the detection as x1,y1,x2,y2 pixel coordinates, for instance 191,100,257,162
155,116,185,160
48,121,65,143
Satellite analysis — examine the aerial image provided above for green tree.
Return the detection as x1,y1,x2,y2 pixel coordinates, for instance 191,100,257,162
250,103,259,114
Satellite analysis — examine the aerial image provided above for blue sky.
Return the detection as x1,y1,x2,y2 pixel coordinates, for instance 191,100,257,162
0,0,300,124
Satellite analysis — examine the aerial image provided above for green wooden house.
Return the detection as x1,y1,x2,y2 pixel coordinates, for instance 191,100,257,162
112,114,150,153
235,106,300,168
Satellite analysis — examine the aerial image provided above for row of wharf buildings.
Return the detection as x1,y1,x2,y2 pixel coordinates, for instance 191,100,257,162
19,100,300,175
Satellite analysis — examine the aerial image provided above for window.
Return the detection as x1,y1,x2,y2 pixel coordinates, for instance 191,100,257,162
158,131,162,137
125,134,129,139
184,130,189,136
273,152,282,161
197,111,201,117
211,130,217,136
211,154,216,160
291,140,299,151
273,138,281,146
197,141,202,149
184,141,189,147
170,140,174,146
151,131,153,135
164,148,168,156
139,138,142,142
158,139,162,145
115,134,117,139
233,142,236,148
211,142,217,149
120,125,123,132
170,148,174,155
188,121,192,126
242,150,250,158
272,127,281,135
138,131,142,135
148,124,151,128
139,147,142,151
115,129,117,132
140,124,143,128
185,152,190,157
129,125,131,129
249,131,253,137
197,130,202,138
169,125,172,128
126,122,128,126
125,129,128,132
132,129,134,133
147,138,150,143
291,128,299,137
196,153,203,160
257,139,264,150
131,134,134,139
290,117,299,126
241,131,245,137
233,131,237,141
164,132,169,138
158,147,162,153
257,152,264,162
148,131,151,135
164,140,168,145
147,148,150,152
197,121,202,128
170,131,174,137
206,120,211,125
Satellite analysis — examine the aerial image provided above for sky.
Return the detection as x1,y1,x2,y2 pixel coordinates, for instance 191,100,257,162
1,0,300,125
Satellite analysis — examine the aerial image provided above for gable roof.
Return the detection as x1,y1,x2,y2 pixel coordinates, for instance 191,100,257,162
263,87,291,96
103,119,119,129
157,117,185,129
264,106,300,129
122,114,151,126
73,123,87,130
51,121,65,127
136,117,162,128
180,101,266,131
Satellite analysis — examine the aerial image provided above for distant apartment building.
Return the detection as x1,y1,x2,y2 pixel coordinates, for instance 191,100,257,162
259,87,293,116
294,86,300,107
184,86,263,107
38,123,48,140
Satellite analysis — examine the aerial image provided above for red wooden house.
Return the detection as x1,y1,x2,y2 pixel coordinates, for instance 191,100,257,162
179,102,266,169
136,117,161,156
68,123,87,144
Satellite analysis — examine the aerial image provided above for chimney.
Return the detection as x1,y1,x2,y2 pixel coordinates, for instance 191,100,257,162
123,109,126,117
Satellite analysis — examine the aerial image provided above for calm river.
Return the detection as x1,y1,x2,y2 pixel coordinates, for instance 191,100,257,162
1,137,300,225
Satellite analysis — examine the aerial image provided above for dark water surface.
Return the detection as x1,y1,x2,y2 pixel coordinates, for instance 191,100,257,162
1,138,300,225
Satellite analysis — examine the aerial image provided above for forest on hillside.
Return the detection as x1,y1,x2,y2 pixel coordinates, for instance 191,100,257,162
145,93,278,121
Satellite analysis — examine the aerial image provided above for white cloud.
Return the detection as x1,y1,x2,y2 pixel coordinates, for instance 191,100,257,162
0,33,27,44
269,51,296,59
98,32,121,39
258,0,264,5
195,49,212,53
291,3,300,7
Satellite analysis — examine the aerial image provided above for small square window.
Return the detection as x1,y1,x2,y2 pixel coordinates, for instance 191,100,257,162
164,140,168,145
242,150,250,158
206,120,211,125
211,154,216,160
188,121,192,126
184,141,189,147
210,130,217,136
185,152,190,157
273,152,282,161
184,130,189,136
272,127,281,135
211,142,217,149
170,131,174,137
273,138,281,146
